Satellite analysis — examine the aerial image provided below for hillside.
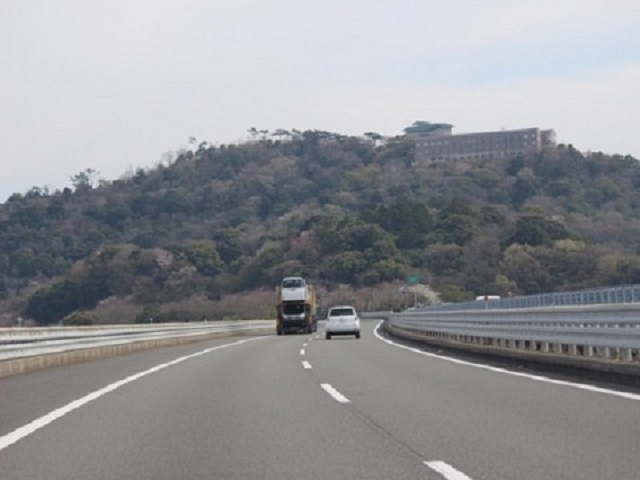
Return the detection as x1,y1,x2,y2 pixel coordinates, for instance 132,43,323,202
1,130,640,325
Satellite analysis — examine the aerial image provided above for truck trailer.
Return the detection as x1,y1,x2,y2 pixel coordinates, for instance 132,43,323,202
276,277,317,335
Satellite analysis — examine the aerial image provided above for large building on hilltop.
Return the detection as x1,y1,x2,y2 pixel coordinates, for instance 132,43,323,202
404,121,557,163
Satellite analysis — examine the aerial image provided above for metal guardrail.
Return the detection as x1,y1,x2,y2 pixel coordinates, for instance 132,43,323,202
387,286,640,364
420,284,640,312
0,321,275,362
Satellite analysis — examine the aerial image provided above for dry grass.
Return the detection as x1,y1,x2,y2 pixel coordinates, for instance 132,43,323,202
9,282,415,326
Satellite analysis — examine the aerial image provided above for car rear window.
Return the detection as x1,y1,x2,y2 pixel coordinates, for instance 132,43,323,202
329,308,355,316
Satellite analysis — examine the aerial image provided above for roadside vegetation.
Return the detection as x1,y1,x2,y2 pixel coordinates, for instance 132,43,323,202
1,130,639,325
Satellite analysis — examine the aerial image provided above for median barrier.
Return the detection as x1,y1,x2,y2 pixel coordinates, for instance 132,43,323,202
0,321,275,378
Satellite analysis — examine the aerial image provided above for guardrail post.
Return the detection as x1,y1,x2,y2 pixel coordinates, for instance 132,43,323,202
599,347,612,359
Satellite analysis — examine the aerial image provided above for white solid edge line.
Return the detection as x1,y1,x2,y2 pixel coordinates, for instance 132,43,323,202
0,337,264,452
321,383,351,403
374,321,640,402
425,461,473,480
302,361,312,369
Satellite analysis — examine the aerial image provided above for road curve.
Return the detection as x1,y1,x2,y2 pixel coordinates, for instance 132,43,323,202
1,319,639,480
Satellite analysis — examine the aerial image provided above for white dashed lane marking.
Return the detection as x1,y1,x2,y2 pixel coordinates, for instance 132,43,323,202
320,383,351,404
424,461,473,480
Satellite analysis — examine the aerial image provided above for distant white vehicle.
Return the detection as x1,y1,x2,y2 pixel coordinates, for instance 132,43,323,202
475,295,501,301
325,305,360,340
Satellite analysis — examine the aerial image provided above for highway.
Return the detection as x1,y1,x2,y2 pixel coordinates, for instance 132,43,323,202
1,319,639,480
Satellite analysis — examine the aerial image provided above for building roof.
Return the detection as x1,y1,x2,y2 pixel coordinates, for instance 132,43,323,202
403,121,453,135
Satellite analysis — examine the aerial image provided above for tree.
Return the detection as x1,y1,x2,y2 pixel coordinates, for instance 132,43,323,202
10,248,39,277
364,132,383,146
501,244,550,294
425,244,464,276
180,242,223,276
367,258,407,283
432,215,477,246
0,277,8,300
272,129,291,142
64,311,96,325
505,215,574,247
510,177,536,207
365,201,433,249
214,229,244,265
326,251,367,283
506,154,525,176
596,254,640,285
24,280,81,325
135,304,162,323
70,168,99,192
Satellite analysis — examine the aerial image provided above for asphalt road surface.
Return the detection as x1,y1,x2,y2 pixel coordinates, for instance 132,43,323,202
1,319,639,480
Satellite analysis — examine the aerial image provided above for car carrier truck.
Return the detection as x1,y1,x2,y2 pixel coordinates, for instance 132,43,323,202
276,277,317,335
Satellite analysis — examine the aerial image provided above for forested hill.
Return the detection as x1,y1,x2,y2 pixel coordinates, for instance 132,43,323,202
2,131,640,325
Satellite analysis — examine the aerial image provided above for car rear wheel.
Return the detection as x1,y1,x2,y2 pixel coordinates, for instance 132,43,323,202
326,333,331,340
355,332,360,339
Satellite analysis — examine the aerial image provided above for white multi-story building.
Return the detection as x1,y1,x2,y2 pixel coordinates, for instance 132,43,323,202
404,121,556,163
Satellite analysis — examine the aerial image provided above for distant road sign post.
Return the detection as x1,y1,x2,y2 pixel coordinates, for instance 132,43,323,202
406,275,421,307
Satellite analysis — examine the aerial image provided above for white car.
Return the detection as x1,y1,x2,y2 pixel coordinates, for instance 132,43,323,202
325,306,360,339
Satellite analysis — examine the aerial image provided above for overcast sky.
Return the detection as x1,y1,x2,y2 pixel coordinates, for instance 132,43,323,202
1,0,639,201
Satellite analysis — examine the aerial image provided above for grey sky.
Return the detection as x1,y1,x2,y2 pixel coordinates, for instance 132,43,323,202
1,0,639,201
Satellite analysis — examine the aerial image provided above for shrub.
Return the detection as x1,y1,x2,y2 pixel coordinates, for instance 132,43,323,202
63,311,96,325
